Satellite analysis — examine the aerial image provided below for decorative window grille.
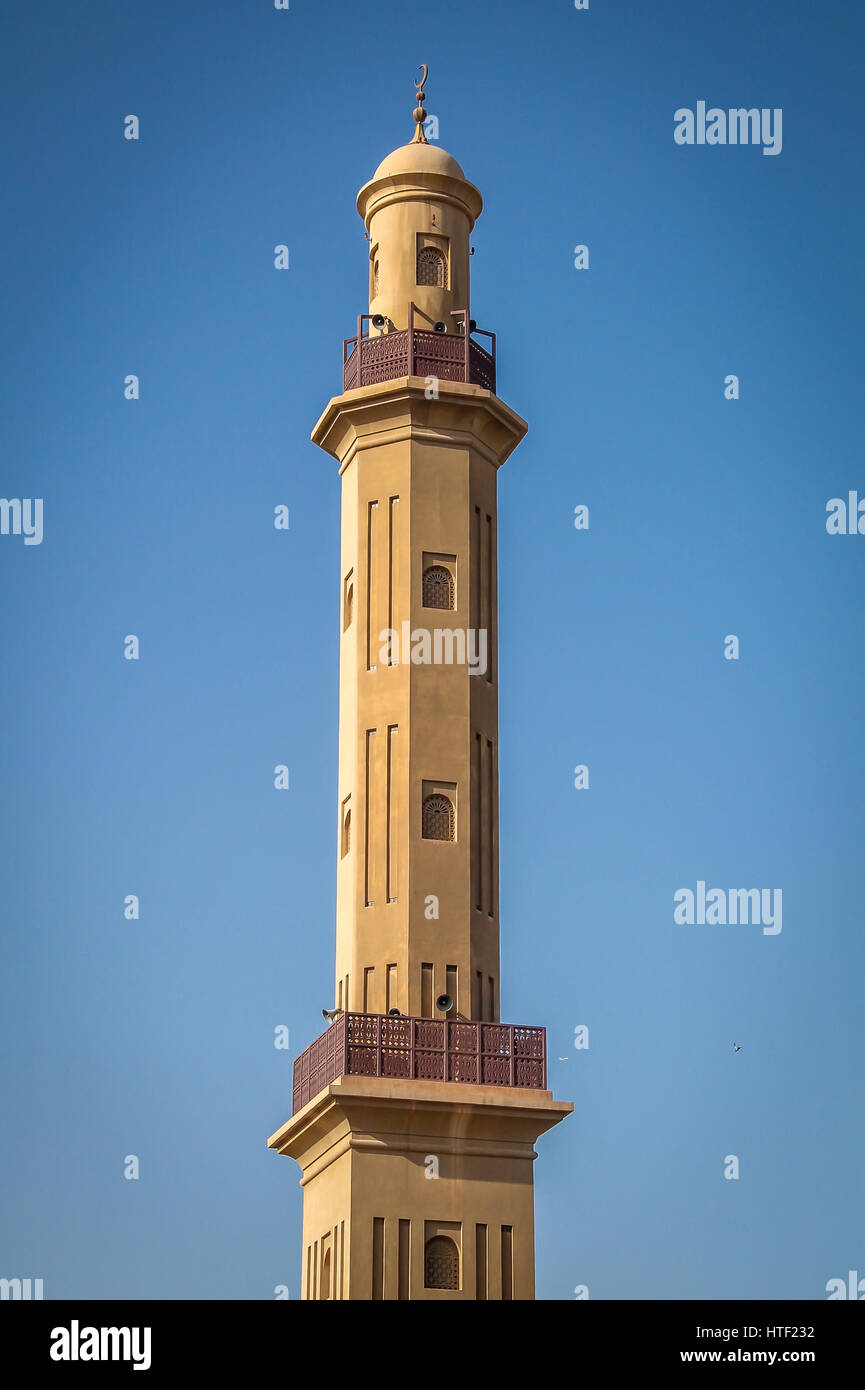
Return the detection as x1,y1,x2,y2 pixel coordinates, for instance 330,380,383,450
422,564,454,610
422,794,455,842
424,1235,459,1290
417,245,447,289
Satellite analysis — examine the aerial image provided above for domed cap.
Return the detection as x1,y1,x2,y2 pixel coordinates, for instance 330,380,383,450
357,65,483,228
371,140,468,183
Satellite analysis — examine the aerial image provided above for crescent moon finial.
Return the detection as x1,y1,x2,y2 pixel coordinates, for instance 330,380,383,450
412,63,429,143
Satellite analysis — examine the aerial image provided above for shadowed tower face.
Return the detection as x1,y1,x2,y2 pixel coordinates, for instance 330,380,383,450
268,70,571,1301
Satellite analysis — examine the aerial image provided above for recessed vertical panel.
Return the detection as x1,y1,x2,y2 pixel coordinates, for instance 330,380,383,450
487,737,495,918
387,496,399,652
421,963,433,1018
472,504,480,632
476,1224,488,1300
446,964,458,1015
472,731,482,911
364,729,376,906
479,507,489,662
485,512,494,684
398,1219,411,1300
372,1217,384,1301
480,736,491,915
365,501,378,671
386,724,398,902
501,1225,513,1301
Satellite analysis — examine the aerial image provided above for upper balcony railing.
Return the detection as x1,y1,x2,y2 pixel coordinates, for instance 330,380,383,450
343,305,496,395
292,1011,546,1114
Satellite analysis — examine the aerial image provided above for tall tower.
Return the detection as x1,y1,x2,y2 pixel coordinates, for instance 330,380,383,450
269,70,571,1301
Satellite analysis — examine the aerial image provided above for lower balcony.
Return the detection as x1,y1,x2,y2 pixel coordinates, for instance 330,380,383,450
292,1012,547,1115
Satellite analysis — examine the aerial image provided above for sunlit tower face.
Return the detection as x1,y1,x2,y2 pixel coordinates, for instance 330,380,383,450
268,69,571,1301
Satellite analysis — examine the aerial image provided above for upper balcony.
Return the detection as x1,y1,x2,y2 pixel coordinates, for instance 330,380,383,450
342,305,496,395
292,1011,546,1115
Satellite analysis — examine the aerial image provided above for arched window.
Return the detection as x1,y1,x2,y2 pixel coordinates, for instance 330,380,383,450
417,245,447,289
320,1249,331,1300
422,794,455,842
422,564,454,610
424,1235,459,1290
373,259,380,298
341,806,351,858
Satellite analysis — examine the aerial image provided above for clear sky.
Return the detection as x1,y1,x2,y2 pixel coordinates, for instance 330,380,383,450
1,0,863,1301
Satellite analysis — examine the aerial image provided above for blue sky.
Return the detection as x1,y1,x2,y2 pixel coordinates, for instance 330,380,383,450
1,0,863,1299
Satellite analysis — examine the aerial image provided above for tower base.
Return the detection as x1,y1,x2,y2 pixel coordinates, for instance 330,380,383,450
268,1075,571,1300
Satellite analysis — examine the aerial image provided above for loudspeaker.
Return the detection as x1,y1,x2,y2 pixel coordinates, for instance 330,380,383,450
387,1008,402,1017
371,313,386,329
436,993,453,1013
433,321,446,333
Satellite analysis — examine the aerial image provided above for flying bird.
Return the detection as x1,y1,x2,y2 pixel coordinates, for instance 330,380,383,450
732,1043,742,1052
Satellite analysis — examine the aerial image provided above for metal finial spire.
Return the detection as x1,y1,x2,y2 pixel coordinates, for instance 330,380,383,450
412,63,429,143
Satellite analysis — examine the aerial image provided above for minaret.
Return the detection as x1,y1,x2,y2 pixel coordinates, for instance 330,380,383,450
269,70,571,1301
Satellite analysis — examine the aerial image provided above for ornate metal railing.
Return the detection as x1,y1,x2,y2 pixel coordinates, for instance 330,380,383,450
292,1012,546,1114
342,305,496,394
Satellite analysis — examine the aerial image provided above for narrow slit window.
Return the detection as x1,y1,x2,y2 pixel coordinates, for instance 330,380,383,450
343,572,354,631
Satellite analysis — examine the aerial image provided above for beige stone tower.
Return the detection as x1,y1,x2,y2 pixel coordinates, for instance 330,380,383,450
269,69,571,1301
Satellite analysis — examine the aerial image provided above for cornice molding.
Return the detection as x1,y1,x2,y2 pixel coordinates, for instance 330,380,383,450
311,378,528,473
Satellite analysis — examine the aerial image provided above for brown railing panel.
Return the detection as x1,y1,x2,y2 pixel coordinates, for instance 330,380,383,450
292,1011,347,1114
343,342,359,391
469,338,495,392
291,1012,545,1113
342,320,496,395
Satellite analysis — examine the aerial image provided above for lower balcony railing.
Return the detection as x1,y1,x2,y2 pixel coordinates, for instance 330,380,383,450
292,1012,546,1115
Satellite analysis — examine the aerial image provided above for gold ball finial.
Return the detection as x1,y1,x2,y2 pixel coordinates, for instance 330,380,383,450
413,63,429,143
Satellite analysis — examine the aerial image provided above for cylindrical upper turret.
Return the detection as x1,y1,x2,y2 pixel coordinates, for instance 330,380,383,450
356,72,483,338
